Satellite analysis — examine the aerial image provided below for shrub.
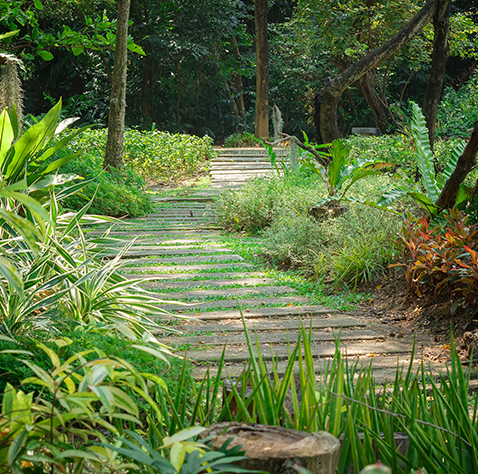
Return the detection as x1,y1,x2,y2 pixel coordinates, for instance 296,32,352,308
437,73,478,139
217,173,401,284
261,215,327,269
223,132,261,147
215,174,324,233
344,133,467,178
64,128,214,184
393,209,478,315
57,147,153,217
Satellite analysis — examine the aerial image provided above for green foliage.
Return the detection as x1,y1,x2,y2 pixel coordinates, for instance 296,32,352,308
223,132,260,148
217,171,400,284
64,128,214,184
0,345,248,474
437,74,478,139
261,202,400,284
59,149,153,218
364,103,469,217
216,174,323,233
299,136,395,205
224,318,478,474
393,209,478,316
344,133,466,178
261,215,327,268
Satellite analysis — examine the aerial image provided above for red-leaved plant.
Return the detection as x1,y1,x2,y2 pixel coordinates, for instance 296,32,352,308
392,209,478,315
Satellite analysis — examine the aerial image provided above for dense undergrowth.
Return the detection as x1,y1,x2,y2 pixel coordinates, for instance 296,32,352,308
216,173,404,286
56,128,214,217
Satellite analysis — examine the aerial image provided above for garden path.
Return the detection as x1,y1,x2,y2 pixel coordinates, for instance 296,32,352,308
89,183,446,383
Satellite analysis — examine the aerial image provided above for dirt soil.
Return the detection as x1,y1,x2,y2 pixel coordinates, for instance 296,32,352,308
351,269,478,365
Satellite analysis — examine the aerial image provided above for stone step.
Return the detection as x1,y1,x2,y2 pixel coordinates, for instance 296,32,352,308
86,230,221,237
127,217,216,223
152,197,215,203
146,285,296,301
192,355,438,380
210,168,279,173
124,272,265,281
179,339,411,363
123,248,232,258
164,296,310,312
123,254,244,266
161,305,337,321
174,315,364,332
140,277,274,289
120,263,255,273
166,329,381,347
125,244,227,251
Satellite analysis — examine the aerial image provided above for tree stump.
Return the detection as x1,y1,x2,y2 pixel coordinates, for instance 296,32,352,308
200,422,340,474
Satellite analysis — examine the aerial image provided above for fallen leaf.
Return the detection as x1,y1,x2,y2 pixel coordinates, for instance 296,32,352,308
443,344,451,350
376,284,383,290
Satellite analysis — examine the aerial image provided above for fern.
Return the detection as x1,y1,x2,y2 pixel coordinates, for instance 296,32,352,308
411,102,440,203
442,141,466,182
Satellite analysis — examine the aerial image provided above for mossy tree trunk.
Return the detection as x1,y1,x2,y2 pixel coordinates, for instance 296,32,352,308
104,0,131,171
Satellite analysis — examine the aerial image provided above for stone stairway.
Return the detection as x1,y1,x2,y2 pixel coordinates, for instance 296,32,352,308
87,189,444,383
210,147,289,188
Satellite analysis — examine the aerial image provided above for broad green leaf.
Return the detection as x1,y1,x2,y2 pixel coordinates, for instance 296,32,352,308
8,101,62,181
37,343,60,368
411,102,439,203
131,344,169,363
442,141,466,182
7,429,27,465
37,50,53,61
72,45,84,56
170,442,186,472
0,110,14,169
33,0,43,10
0,30,20,41
161,426,206,448
328,139,349,190
29,173,80,192
0,255,23,296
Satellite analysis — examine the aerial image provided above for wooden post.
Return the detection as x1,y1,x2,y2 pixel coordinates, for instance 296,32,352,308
200,422,340,474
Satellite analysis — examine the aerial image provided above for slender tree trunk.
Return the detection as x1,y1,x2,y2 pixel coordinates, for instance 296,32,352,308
317,0,438,143
423,0,452,151
436,121,478,211
104,0,131,170
226,82,239,117
255,0,269,138
355,71,391,133
231,37,246,121
141,58,152,128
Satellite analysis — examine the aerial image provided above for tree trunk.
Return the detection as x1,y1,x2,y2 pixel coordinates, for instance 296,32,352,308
201,423,340,474
356,71,392,133
103,0,131,170
231,37,246,121
422,0,452,151
255,0,269,138
141,57,152,129
318,0,438,144
436,121,478,211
